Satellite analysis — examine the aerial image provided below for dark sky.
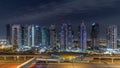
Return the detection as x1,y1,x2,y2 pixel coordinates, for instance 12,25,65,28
0,0,120,39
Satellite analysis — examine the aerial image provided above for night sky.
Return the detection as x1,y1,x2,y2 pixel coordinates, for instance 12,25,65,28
0,0,120,39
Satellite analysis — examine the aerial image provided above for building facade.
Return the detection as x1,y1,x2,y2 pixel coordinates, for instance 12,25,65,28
67,24,74,49
6,24,12,44
34,25,41,46
12,25,21,50
41,27,49,47
91,22,99,50
60,23,68,51
107,25,117,49
49,24,56,48
80,22,87,51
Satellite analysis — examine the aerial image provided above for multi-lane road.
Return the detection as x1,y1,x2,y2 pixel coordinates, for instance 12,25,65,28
1,63,120,68
1,54,120,68
29,63,120,68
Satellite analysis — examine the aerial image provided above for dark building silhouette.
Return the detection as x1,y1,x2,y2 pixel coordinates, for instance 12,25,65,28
91,22,99,50
6,24,11,44
34,25,41,46
49,24,57,48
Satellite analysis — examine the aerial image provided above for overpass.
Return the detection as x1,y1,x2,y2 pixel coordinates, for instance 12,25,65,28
0,55,51,60
93,56,120,63
17,57,60,68
36,58,60,63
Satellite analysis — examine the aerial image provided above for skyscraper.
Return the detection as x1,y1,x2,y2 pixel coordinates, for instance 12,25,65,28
6,24,11,44
21,25,25,47
34,25,41,46
107,25,117,49
27,25,35,47
60,23,68,51
80,22,87,51
91,22,99,50
41,27,49,47
67,24,74,49
12,25,21,50
31,25,35,47
49,24,56,48
28,25,32,47
21,25,29,48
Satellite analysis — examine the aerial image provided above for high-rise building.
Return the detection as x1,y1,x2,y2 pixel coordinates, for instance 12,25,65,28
21,25,25,47
80,22,87,51
28,25,32,47
21,25,29,48
31,25,35,47
107,25,117,49
49,24,56,48
91,22,99,50
12,25,21,50
34,25,41,46
6,24,12,44
41,27,49,47
27,25,35,47
67,24,74,49
60,23,68,51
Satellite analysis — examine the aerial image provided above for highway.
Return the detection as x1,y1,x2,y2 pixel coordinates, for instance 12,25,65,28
0,63,20,68
1,54,120,68
1,63,120,68
29,63,120,68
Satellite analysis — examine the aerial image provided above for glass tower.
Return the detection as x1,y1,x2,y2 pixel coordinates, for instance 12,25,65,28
49,24,56,48
12,25,21,50
80,22,87,52
60,23,68,51
91,22,99,50
107,25,117,49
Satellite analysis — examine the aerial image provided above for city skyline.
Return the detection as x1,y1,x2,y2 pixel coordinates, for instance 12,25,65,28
5,22,119,39
5,23,119,52
1,0,120,68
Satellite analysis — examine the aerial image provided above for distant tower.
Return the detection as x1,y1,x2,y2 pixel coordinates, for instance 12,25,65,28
6,24,11,44
49,24,56,48
31,25,35,47
34,25,41,46
41,27,49,47
12,25,21,50
80,22,87,51
91,22,99,50
67,24,74,49
60,23,68,51
107,25,117,49
27,25,35,47
21,25,29,48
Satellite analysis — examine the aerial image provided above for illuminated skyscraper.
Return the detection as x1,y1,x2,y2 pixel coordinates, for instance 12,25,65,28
27,25,35,47
34,25,41,46
27,25,32,47
67,24,74,49
41,27,49,47
60,23,74,51
31,25,35,47
60,23,69,51
91,22,99,50
80,22,87,51
12,25,21,50
49,24,56,48
21,25,29,48
107,25,117,49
